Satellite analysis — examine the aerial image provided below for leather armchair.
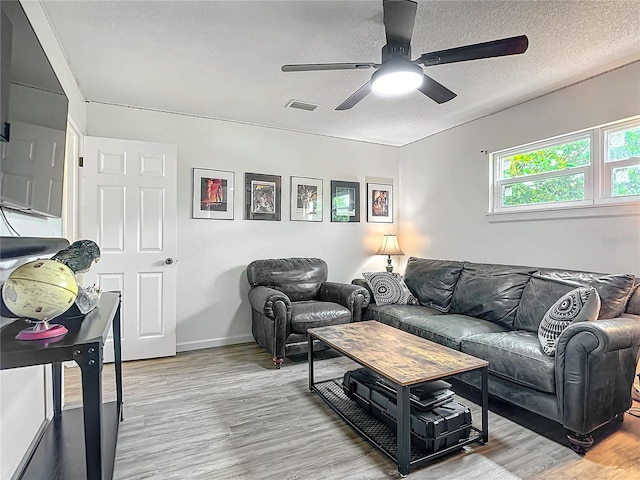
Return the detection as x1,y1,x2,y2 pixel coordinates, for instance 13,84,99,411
247,258,370,368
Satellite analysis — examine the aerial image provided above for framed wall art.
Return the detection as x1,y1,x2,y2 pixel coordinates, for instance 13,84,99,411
367,183,393,223
331,180,360,222
244,172,281,221
192,168,234,220
290,176,323,222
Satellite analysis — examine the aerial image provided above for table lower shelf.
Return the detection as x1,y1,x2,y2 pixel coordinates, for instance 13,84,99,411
19,401,121,480
313,379,483,469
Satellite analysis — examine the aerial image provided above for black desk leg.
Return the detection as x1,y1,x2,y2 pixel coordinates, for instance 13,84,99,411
75,341,104,480
397,384,411,477
482,366,489,443
52,362,62,415
308,334,314,391
113,299,124,421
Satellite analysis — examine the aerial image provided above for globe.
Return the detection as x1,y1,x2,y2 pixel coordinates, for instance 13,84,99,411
2,259,78,322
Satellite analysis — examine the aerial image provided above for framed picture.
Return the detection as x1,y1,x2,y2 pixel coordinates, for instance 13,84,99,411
331,180,360,222
367,183,393,223
192,168,234,220
245,172,281,221
290,176,323,222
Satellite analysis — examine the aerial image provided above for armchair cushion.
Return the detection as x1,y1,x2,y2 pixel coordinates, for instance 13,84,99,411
247,258,327,302
289,300,351,334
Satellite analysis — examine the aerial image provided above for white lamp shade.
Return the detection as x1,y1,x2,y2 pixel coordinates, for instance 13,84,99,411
376,234,404,256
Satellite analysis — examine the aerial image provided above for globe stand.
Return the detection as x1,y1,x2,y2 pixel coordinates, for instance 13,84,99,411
15,320,68,341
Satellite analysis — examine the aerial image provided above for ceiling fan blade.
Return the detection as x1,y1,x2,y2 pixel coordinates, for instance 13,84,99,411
417,74,456,104
418,35,529,66
335,81,372,110
383,0,417,46
282,63,375,72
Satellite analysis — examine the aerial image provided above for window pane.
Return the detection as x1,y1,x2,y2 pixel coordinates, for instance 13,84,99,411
606,125,640,162
502,173,584,207
612,165,640,197
501,137,591,179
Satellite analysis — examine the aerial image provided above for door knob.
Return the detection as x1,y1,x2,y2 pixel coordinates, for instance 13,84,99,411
165,258,174,265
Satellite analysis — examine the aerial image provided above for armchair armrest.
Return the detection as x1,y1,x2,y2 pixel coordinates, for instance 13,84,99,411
248,286,292,320
555,317,640,434
318,282,370,322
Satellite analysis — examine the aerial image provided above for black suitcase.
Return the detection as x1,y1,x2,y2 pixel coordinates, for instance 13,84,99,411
342,368,454,411
342,368,472,453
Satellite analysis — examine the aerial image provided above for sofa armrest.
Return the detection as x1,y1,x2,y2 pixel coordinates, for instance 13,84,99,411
248,286,292,320
318,282,370,322
555,317,640,434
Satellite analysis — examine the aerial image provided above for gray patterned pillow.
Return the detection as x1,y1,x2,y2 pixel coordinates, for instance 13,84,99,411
538,287,601,356
362,272,418,306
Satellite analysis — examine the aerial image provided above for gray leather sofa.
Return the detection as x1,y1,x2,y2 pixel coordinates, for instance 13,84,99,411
247,258,370,368
353,257,640,453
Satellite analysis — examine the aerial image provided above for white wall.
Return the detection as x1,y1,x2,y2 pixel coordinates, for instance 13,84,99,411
399,62,640,276
86,102,400,350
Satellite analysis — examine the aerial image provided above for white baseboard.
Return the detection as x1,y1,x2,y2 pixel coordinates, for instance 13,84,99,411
176,334,254,352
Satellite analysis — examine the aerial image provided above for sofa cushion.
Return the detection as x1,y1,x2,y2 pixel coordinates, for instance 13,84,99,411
461,331,556,394
625,282,640,315
403,258,464,312
515,274,580,332
538,287,601,356
536,270,635,319
370,306,508,350
450,262,536,329
247,258,328,302
362,272,417,306
289,300,351,334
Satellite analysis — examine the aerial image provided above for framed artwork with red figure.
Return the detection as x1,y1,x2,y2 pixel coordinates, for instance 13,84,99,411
192,168,235,219
367,183,393,223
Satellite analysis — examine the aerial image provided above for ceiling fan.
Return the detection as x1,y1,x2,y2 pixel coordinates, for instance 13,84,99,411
281,0,529,110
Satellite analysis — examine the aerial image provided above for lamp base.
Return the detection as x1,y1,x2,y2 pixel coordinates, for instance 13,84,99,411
386,256,393,273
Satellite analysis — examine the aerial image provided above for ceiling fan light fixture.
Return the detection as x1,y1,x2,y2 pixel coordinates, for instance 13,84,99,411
371,63,423,95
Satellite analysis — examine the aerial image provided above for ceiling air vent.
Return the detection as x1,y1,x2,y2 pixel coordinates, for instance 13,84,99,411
286,100,318,112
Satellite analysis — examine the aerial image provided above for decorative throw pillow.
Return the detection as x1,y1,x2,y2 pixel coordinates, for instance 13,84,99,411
362,272,418,306
538,287,601,356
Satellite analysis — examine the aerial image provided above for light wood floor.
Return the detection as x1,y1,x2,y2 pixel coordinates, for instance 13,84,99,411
64,343,640,480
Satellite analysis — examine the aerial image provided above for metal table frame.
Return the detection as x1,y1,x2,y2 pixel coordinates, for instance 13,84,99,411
308,331,488,477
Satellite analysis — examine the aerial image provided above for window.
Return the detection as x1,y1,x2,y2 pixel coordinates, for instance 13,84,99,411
491,117,640,215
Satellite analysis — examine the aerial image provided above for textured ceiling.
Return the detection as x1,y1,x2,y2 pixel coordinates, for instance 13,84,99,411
41,0,640,147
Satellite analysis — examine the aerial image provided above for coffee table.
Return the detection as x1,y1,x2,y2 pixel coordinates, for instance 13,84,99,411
307,321,489,476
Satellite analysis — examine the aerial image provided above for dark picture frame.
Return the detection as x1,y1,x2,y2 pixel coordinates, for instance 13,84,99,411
290,176,323,222
367,182,393,223
331,180,360,222
244,172,281,221
192,168,234,220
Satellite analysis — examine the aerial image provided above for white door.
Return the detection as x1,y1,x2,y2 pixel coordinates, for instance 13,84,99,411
80,137,177,361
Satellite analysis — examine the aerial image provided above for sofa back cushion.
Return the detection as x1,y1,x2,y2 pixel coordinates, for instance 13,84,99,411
450,262,536,329
625,282,640,315
515,274,580,332
403,258,464,312
246,258,327,302
533,270,635,319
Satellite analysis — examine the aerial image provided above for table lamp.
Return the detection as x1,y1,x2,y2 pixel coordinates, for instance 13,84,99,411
376,234,404,272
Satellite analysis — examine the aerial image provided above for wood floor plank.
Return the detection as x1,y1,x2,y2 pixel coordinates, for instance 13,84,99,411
63,344,640,479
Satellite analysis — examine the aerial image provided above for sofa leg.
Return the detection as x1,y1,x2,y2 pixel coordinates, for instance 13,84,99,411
272,357,283,369
566,430,594,454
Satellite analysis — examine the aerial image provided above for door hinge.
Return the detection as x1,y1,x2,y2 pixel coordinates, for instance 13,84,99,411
79,156,84,167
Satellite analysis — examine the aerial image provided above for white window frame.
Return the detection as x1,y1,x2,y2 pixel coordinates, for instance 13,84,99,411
489,116,640,220
598,118,640,205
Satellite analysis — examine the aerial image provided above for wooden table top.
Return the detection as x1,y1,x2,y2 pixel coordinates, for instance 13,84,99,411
308,321,488,386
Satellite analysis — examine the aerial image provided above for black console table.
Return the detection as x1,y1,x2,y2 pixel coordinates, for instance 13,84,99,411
0,292,123,480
